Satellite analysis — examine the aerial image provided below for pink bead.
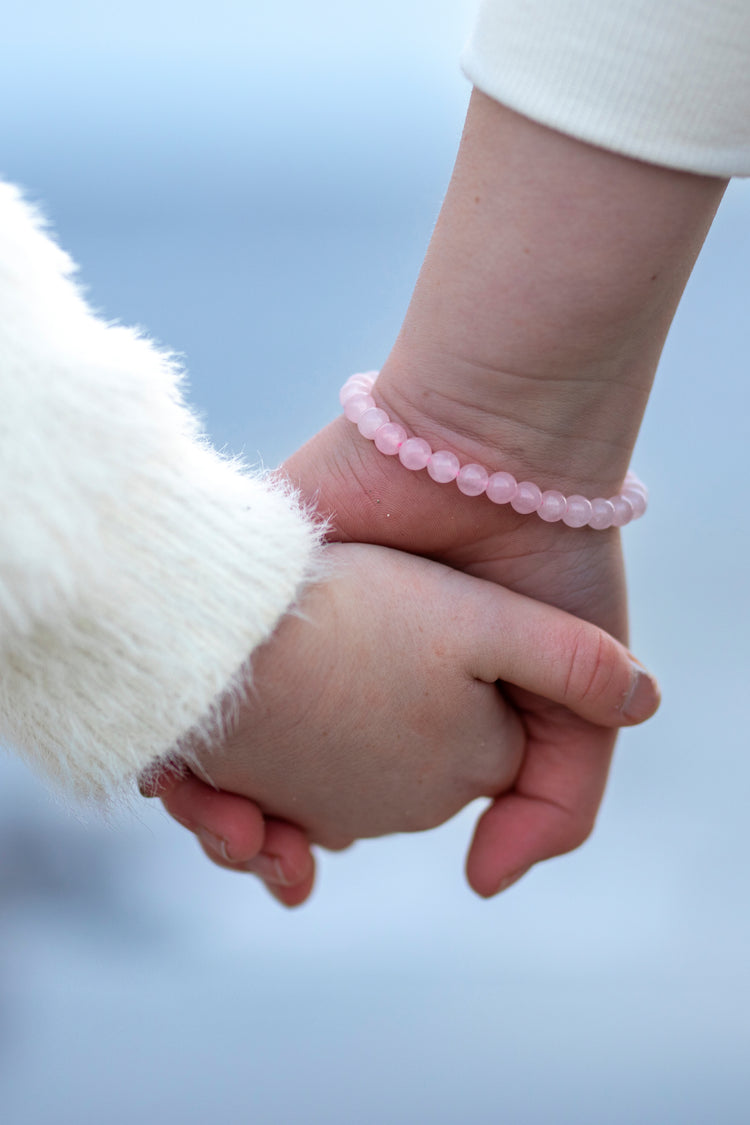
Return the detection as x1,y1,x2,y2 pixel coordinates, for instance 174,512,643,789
486,471,518,505
537,490,567,523
457,463,489,496
562,495,593,528
357,407,389,439
588,497,616,530
624,470,647,495
610,495,634,527
339,375,375,405
428,449,460,483
374,421,407,455
622,488,647,518
343,393,375,422
511,481,542,514
340,383,367,405
340,376,648,531
398,437,432,471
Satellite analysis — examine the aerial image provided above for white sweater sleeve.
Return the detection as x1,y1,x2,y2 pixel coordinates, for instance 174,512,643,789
462,0,750,177
0,183,322,799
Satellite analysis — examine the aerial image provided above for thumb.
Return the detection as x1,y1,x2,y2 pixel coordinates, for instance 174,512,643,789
460,577,660,728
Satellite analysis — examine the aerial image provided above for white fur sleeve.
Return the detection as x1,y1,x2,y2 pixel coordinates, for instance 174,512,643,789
0,182,322,799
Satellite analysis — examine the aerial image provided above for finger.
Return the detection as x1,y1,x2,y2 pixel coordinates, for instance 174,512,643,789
465,701,615,897
138,757,188,798
198,819,316,907
245,819,317,889
161,774,317,901
262,867,317,908
460,578,660,727
161,774,266,862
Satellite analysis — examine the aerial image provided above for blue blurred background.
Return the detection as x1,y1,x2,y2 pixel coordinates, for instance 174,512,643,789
1,3,748,1122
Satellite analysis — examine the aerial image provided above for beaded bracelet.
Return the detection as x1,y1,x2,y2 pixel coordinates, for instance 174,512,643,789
340,372,647,529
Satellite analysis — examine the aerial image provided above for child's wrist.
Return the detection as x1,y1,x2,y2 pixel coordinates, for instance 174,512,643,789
375,347,647,501
342,370,647,529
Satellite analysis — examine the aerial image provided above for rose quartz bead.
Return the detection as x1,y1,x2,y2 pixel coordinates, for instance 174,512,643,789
537,490,567,523
511,481,543,515
610,495,634,527
562,495,593,528
343,392,376,422
588,497,616,530
457,463,489,496
340,383,368,404
486,471,517,505
624,469,647,493
340,375,648,530
622,488,647,518
374,421,407,455
398,437,432,471
427,449,460,483
357,407,389,439
623,472,647,499
339,375,374,404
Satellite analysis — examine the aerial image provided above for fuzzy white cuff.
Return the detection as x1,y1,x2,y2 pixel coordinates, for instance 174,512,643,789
0,182,322,798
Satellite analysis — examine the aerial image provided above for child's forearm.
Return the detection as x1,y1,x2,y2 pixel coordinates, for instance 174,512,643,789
379,90,727,496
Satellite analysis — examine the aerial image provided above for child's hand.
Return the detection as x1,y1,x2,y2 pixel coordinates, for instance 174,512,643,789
154,542,658,899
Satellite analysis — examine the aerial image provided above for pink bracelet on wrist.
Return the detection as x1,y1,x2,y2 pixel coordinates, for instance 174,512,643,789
340,372,647,529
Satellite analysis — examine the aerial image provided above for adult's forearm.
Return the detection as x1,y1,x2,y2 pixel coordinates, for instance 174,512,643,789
380,91,727,496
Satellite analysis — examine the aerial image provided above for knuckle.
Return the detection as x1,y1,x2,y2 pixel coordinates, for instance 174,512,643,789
410,796,460,834
406,808,445,834
564,627,619,710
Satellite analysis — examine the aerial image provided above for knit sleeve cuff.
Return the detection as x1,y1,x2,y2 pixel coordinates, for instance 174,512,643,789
462,0,750,177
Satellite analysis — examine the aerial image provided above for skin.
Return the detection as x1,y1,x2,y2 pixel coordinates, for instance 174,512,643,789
151,542,658,902
155,92,725,902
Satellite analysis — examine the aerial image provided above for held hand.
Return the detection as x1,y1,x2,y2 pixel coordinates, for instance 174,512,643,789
155,539,657,899
187,543,655,838
282,398,633,896
159,89,716,898
157,375,643,901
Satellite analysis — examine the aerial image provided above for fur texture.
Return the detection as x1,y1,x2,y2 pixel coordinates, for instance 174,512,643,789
0,182,322,798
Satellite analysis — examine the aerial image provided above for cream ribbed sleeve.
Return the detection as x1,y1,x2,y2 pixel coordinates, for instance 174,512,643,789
462,0,750,176
0,183,322,799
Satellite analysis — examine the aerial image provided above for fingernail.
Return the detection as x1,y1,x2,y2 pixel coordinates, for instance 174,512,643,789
496,867,530,893
198,830,231,862
622,659,661,722
245,854,291,886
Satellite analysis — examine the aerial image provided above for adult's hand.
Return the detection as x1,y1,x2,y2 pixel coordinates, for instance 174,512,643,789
152,541,658,899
